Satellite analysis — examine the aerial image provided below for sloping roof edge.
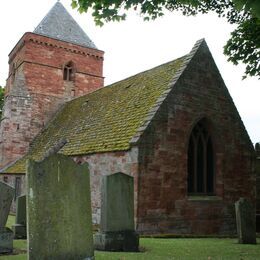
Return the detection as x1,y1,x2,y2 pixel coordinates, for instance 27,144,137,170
0,39,205,175
33,2,97,49
129,38,206,145
0,157,25,175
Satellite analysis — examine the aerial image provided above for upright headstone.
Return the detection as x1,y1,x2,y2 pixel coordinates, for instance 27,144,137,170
12,195,27,238
256,143,260,232
27,154,94,260
94,172,139,251
0,181,15,253
235,197,256,244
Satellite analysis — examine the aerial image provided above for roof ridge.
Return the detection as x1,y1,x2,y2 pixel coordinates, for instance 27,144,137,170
107,56,186,89
1,41,203,174
130,39,206,145
34,2,60,33
65,56,187,108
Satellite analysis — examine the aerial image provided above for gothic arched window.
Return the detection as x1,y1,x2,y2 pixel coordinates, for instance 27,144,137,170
187,119,214,195
63,62,74,81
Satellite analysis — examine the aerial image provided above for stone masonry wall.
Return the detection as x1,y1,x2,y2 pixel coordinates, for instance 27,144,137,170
1,148,138,220
74,148,139,225
0,32,104,168
136,43,255,235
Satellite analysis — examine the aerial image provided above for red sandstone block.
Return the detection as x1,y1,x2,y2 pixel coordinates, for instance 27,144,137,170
1,31,104,168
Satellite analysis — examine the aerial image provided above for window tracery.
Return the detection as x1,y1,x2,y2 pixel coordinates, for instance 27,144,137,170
187,119,214,195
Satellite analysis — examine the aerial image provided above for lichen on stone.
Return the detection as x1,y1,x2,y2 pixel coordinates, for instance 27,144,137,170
4,56,185,174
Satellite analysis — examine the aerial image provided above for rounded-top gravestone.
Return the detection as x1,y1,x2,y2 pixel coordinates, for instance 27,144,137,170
94,172,139,252
235,197,256,244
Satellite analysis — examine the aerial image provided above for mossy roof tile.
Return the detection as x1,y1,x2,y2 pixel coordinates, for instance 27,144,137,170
4,56,185,174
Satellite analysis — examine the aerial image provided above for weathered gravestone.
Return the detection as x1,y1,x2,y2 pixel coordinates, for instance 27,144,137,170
12,195,26,239
94,172,139,252
27,154,94,260
235,198,256,244
0,181,14,253
256,143,260,232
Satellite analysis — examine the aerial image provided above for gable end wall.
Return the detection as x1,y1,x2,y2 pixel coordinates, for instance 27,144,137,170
136,43,255,235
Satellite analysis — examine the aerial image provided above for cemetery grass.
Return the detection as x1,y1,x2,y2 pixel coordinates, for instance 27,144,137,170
6,215,15,229
1,238,260,260
2,217,260,259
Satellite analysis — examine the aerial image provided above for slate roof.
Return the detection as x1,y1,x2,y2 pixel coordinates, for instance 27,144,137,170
2,39,206,174
34,2,96,49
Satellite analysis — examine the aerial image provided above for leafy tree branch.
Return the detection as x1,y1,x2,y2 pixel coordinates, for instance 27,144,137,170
72,0,260,79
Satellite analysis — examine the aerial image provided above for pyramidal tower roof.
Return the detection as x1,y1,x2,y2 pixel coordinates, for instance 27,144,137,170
34,1,97,49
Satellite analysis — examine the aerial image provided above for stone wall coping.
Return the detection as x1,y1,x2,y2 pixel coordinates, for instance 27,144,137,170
129,38,205,145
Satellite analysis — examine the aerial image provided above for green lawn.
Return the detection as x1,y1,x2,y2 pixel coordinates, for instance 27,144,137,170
1,238,260,260
1,216,260,260
6,215,15,230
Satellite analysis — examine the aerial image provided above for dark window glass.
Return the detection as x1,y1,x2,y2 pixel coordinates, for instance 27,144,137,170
188,137,194,193
63,62,74,81
197,136,204,193
207,137,214,193
187,119,214,195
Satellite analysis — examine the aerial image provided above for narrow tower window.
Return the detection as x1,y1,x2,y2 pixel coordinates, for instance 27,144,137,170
63,62,74,81
187,119,214,195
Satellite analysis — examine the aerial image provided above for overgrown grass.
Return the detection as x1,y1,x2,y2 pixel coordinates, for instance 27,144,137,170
1,216,260,259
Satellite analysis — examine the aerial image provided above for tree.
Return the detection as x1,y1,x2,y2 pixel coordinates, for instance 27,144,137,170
71,0,260,79
0,86,4,119
232,0,260,18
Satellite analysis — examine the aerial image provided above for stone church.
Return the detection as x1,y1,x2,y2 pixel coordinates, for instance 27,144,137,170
0,2,256,235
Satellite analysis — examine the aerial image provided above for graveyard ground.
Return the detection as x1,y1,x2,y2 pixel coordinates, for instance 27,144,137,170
1,215,260,260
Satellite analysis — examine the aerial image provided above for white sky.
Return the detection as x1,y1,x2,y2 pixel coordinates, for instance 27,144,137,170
0,0,259,144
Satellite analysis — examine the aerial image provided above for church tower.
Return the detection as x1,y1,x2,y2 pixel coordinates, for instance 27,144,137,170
0,2,104,169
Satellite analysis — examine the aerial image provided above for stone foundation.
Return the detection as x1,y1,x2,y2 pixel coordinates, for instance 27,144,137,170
0,227,13,254
94,231,139,252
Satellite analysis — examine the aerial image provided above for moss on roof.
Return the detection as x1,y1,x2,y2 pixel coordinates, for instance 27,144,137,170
4,56,185,174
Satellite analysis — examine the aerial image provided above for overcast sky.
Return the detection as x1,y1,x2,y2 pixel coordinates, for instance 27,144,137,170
0,0,259,144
